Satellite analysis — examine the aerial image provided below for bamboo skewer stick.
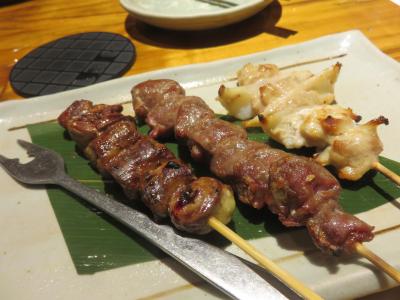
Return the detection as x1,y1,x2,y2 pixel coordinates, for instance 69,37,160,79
210,217,400,286
8,118,57,131
373,162,400,186
8,100,132,131
355,243,400,283
203,53,348,84
208,217,323,300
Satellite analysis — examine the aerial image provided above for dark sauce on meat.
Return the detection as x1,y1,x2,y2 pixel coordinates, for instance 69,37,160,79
176,189,198,209
166,161,181,169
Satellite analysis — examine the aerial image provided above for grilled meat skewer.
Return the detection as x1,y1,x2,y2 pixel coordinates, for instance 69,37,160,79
58,100,235,234
217,63,388,181
132,79,374,254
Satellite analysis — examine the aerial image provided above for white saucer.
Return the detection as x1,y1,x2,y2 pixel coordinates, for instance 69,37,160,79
119,0,273,30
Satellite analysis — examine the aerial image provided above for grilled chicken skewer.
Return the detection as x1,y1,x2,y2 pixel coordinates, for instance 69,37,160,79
132,79,400,282
58,100,325,299
218,63,393,182
58,100,235,234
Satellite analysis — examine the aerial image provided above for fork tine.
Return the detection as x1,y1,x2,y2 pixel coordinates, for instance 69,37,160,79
0,154,17,164
1,141,65,185
17,139,47,156
0,154,11,165
17,139,35,148
0,154,20,174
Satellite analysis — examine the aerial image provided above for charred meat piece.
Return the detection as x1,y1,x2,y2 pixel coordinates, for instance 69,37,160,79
58,100,235,234
59,100,125,149
306,200,375,254
131,80,374,254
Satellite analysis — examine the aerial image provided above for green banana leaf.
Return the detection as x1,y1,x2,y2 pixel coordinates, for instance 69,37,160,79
27,121,400,274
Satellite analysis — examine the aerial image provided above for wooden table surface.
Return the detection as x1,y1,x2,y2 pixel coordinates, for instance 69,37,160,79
1,0,399,299
0,0,399,101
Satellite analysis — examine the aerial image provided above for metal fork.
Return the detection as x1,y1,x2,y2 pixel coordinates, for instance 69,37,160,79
195,0,238,9
0,139,289,300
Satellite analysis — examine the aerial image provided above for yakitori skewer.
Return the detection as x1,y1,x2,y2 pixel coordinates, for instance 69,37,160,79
217,61,400,186
58,100,323,300
242,118,400,187
131,79,400,284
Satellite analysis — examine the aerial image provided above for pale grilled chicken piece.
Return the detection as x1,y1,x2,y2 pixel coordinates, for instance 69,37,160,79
315,117,388,180
259,104,360,149
217,62,388,181
218,63,340,120
236,63,280,85
217,63,282,119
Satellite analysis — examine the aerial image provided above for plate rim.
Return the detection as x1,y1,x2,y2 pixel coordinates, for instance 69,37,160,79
119,0,268,19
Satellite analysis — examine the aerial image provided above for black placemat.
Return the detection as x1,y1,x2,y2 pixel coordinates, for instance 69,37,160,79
10,32,136,97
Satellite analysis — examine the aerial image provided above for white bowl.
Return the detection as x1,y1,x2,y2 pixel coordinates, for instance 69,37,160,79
119,0,273,30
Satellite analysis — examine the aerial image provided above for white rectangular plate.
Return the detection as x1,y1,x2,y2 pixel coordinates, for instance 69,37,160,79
0,30,399,300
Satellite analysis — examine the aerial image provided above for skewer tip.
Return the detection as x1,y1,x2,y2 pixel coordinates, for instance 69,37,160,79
373,162,400,186
355,242,400,283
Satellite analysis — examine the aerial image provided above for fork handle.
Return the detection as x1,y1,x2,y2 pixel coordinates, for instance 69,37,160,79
55,174,288,300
